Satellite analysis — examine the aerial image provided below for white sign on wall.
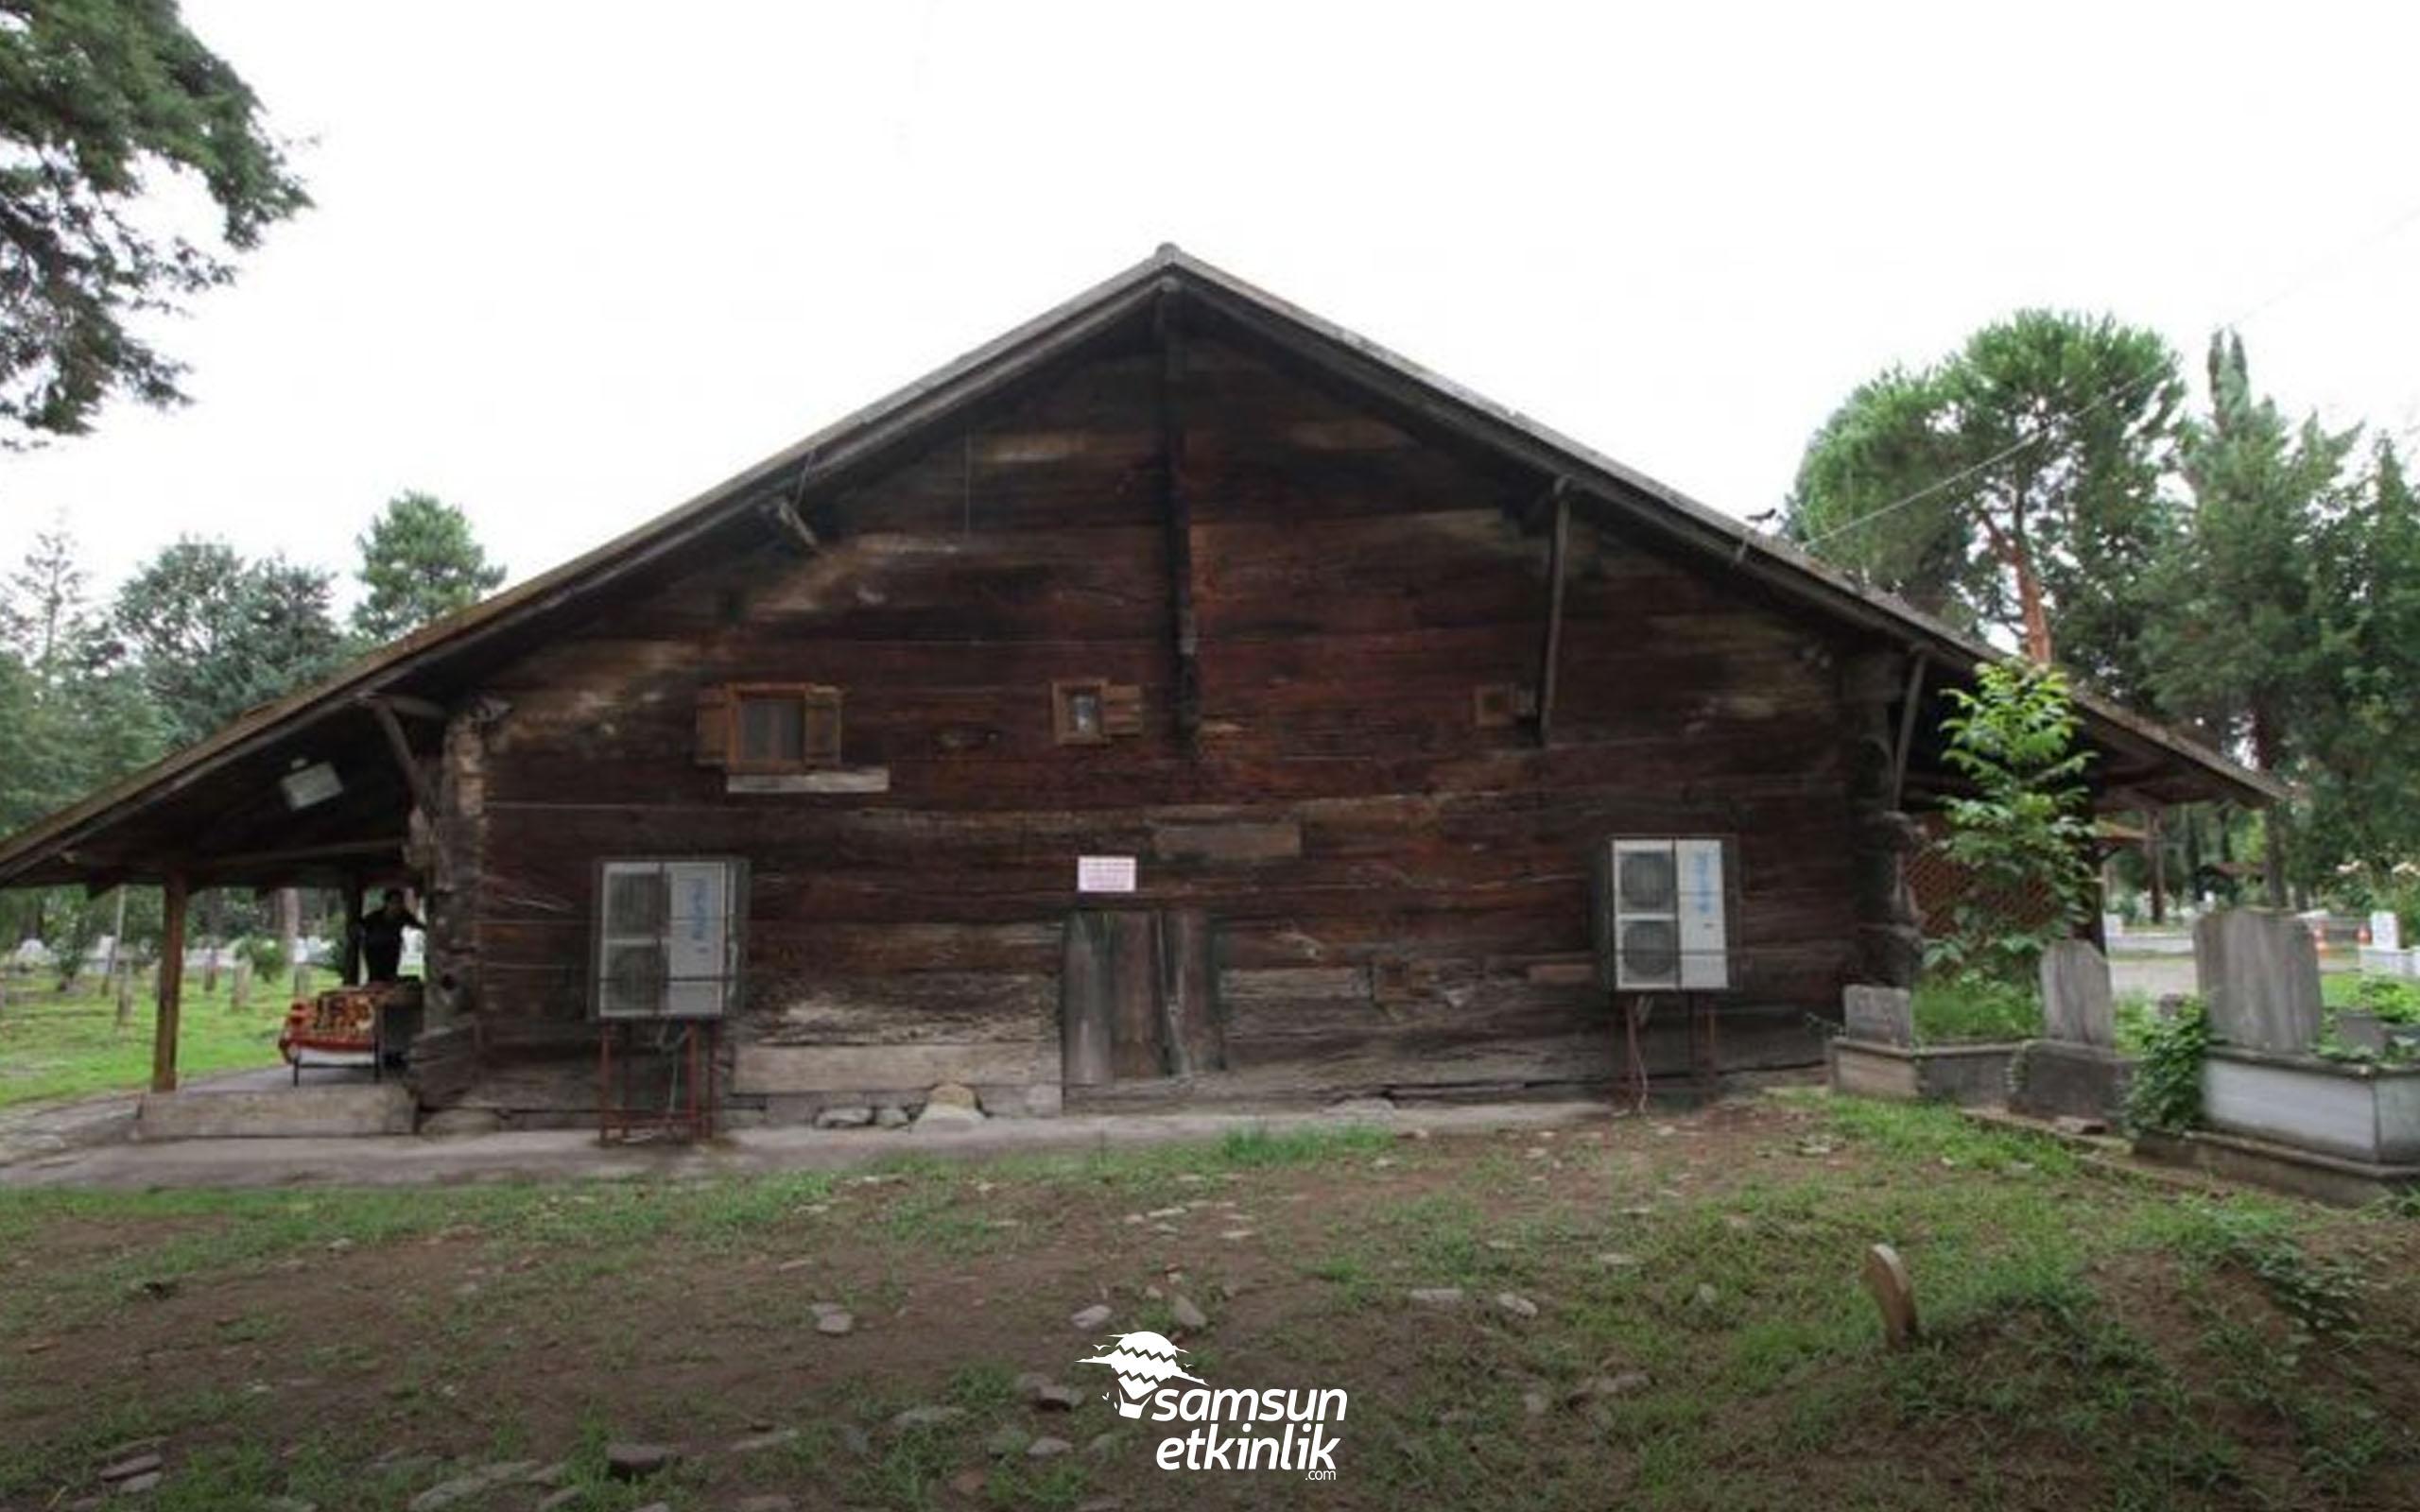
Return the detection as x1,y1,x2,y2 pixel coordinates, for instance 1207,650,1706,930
1078,855,1137,894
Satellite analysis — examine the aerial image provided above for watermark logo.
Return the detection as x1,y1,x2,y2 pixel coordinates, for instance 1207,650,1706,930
1074,1332,1346,1478
1076,1331,1203,1419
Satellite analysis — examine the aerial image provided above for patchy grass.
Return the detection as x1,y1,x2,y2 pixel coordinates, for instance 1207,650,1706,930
1,1097,2414,1511
0,967,338,1108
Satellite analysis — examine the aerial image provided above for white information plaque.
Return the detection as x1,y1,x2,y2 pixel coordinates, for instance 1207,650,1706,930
1077,855,1137,893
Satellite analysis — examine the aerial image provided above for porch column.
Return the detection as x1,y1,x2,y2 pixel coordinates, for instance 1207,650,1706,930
151,872,189,1092
339,872,366,986
2144,807,2167,924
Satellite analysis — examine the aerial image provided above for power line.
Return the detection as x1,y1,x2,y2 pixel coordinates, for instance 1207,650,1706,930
1795,197,2420,552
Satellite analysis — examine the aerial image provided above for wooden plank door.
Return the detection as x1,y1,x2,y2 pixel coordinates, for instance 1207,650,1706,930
1062,908,1225,1085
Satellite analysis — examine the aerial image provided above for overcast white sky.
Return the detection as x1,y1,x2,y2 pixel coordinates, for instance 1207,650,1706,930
7,1,2419,607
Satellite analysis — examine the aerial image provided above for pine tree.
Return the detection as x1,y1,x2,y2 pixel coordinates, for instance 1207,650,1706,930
352,492,507,643
1787,311,2184,695
0,0,309,440
4,524,93,681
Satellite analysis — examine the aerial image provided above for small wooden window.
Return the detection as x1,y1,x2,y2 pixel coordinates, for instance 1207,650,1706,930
1055,679,1143,745
696,683,841,771
1055,679,1107,745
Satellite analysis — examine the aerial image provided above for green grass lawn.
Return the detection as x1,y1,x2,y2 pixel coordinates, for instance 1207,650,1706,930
0,967,336,1108
0,1096,2413,1511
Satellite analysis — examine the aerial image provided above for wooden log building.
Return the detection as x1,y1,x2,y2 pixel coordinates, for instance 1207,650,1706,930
0,249,2279,1125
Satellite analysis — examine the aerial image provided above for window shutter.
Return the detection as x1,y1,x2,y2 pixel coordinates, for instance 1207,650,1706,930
802,687,843,765
694,686,733,767
1101,683,1144,737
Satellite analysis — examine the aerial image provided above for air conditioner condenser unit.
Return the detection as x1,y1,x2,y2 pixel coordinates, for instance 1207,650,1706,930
1593,837,1732,993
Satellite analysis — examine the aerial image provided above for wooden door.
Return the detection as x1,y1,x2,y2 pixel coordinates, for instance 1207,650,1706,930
1062,909,1226,1085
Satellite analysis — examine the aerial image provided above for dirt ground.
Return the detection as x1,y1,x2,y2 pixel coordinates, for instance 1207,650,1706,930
3,1093,2416,1512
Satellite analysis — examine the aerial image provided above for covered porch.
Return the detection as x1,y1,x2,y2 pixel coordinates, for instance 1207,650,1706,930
0,689,440,1099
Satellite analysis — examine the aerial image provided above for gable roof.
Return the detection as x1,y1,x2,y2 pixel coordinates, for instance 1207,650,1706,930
0,246,2280,887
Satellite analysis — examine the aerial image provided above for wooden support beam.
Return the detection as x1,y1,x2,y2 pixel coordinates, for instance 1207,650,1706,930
340,871,366,987
373,694,450,723
2145,807,2168,924
368,699,439,816
1890,650,1929,808
189,836,409,878
768,496,821,554
1154,284,1201,743
151,871,188,1092
1534,479,1571,747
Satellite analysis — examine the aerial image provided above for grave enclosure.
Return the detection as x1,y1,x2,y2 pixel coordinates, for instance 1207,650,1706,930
1830,905,2420,1203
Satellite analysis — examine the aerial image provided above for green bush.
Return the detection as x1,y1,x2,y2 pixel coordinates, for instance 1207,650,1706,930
2353,974,2420,1024
233,936,287,981
2112,988,2169,1055
1912,973,2041,1044
2126,996,2207,1134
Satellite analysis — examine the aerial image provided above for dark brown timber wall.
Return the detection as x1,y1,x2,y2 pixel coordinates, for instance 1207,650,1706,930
441,334,1861,1118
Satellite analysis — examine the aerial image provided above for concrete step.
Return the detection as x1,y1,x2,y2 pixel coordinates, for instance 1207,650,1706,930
135,1083,415,1140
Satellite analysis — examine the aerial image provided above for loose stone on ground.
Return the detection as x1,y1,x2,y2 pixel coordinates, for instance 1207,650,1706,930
604,1443,679,1480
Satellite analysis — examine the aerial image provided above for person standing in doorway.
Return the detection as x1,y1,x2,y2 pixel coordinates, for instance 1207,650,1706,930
358,888,424,983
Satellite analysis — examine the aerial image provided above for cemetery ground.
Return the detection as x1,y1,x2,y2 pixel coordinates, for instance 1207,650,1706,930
0,971,327,1109
4,1097,2417,1512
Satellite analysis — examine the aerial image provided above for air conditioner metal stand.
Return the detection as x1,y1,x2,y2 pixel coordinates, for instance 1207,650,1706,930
596,1019,718,1143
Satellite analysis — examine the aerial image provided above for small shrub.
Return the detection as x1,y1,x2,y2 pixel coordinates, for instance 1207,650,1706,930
233,936,287,980
2126,997,2207,1135
1928,661,2097,983
2113,989,2160,1056
1911,974,2040,1043
2353,974,2420,1024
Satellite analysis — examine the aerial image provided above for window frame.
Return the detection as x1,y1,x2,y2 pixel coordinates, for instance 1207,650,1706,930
1052,678,1111,747
725,682,843,773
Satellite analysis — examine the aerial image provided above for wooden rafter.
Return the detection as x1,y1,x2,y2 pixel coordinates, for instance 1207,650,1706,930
1534,478,1572,747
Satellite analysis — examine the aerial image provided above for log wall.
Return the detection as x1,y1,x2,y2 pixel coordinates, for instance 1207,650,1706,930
439,334,1861,1118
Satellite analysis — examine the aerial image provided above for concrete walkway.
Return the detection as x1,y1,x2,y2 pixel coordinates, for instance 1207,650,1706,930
0,1099,1611,1191
0,1061,309,1167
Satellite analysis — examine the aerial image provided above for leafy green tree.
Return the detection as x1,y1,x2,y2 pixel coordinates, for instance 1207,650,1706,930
1930,660,2096,984
106,537,344,745
0,0,309,441
2142,334,2359,904
1788,311,2185,692
0,528,169,952
2296,438,2420,888
352,491,506,642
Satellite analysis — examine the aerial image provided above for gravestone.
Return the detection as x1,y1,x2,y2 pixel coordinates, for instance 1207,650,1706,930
2373,910,2404,954
1860,1244,1919,1349
2039,940,2115,1049
2195,908,2324,1054
1842,985,1913,1047
2013,940,2132,1122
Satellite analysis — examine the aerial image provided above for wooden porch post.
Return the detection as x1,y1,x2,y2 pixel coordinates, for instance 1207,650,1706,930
2144,808,2167,925
340,872,366,987
151,872,189,1092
